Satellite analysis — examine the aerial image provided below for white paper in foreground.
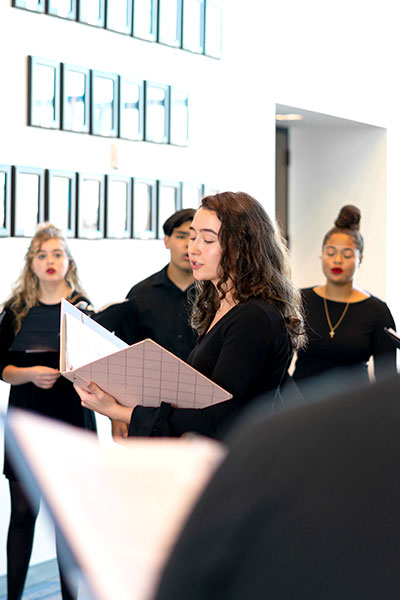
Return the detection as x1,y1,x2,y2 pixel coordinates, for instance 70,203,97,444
6,410,227,600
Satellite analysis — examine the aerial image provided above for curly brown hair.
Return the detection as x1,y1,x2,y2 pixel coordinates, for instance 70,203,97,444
4,223,86,333
190,192,306,349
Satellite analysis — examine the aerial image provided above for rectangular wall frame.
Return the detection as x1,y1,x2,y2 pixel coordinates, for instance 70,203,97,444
45,169,76,237
181,181,203,209
133,178,157,239
144,81,170,144
105,174,132,238
158,0,183,47
61,63,90,133
46,0,77,19
119,77,144,141
204,0,223,58
105,0,133,34
132,0,158,41
157,180,182,238
28,56,60,129
78,0,105,27
169,89,189,146
182,0,205,53
76,173,105,239
91,70,119,137
12,166,45,237
0,165,12,237
12,0,45,12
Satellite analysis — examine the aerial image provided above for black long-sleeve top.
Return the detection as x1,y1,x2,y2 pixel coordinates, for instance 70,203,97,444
129,297,292,440
293,287,397,384
0,297,96,479
93,266,197,361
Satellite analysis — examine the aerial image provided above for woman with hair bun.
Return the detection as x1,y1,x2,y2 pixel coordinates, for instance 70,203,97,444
293,205,396,385
0,223,96,600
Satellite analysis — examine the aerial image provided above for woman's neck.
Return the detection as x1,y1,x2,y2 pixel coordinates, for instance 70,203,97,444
38,280,72,305
324,281,354,301
206,289,237,334
315,281,368,303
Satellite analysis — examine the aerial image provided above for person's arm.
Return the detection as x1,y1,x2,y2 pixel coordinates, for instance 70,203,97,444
92,298,141,346
69,294,95,315
76,305,287,439
129,304,287,439
371,302,397,380
2,365,60,388
111,419,129,440
0,307,60,389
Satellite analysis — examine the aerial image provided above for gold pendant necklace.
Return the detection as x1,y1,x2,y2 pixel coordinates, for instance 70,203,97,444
323,297,350,339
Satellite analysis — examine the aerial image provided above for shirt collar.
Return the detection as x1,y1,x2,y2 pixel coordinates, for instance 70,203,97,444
152,265,195,293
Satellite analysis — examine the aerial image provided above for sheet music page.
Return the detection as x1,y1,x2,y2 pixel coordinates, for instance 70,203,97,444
7,411,227,600
64,312,124,371
61,299,128,371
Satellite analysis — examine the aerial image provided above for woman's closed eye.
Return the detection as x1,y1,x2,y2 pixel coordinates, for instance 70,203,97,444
189,236,214,244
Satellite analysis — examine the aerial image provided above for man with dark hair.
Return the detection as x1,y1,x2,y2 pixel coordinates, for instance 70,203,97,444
95,208,197,361
94,208,197,439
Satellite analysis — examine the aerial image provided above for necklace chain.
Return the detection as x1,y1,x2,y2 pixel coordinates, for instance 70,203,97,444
323,297,350,339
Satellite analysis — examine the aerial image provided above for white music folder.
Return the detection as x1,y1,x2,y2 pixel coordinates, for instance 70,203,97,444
59,299,232,409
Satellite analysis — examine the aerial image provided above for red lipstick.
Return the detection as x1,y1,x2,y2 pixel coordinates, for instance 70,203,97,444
46,268,56,274
331,268,343,274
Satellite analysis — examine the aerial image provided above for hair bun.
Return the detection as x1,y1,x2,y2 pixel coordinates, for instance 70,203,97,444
334,205,361,231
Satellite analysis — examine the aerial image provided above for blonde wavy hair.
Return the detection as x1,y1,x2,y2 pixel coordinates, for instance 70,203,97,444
4,223,86,333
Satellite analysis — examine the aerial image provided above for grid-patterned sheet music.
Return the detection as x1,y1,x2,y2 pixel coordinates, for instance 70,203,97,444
64,339,232,409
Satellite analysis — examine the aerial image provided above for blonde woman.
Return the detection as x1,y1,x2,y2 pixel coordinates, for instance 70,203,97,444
0,223,96,600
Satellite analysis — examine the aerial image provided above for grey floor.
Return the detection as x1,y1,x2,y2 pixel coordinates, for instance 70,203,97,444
0,559,61,600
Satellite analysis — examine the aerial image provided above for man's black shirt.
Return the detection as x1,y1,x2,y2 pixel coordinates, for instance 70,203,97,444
94,266,197,361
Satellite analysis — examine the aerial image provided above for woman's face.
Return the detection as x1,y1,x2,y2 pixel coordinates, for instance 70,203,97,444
189,207,222,286
322,233,362,285
31,238,70,285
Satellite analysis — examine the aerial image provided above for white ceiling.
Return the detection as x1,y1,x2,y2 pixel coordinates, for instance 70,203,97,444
275,104,380,130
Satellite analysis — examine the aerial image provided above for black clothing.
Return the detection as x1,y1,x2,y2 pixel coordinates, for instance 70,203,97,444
129,298,292,440
1,295,96,480
7,480,77,600
7,480,40,600
155,373,400,600
8,305,60,352
2,293,95,600
94,265,197,361
294,287,396,383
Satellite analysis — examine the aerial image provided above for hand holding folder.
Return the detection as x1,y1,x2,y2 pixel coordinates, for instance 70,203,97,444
60,299,232,410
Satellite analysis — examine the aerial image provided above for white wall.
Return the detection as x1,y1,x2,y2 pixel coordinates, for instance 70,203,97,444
0,0,278,578
255,0,400,327
288,122,387,300
2,0,400,580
